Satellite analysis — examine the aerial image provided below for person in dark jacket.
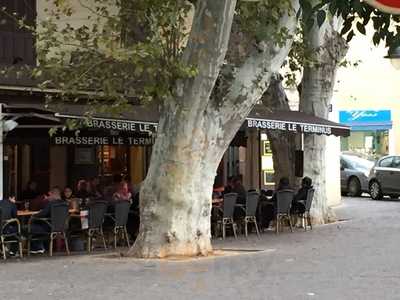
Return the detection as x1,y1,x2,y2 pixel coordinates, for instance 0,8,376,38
232,176,247,205
0,195,18,255
261,177,292,229
291,177,313,214
29,186,67,253
22,181,41,200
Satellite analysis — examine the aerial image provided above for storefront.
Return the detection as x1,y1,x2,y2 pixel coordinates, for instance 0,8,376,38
2,102,157,199
339,110,393,159
1,100,350,199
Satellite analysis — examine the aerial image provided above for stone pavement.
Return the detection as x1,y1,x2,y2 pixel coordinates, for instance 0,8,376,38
1,197,400,300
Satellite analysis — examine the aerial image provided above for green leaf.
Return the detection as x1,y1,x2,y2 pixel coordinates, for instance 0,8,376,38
346,30,355,43
356,22,366,35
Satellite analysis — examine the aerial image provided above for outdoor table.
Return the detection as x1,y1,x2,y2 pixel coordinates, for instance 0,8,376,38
17,209,79,217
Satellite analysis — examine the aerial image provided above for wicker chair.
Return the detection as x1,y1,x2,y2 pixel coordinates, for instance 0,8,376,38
0,208,23,259
110,201,131,248
87,201,107,252
275,189,294,234
217,193,238,239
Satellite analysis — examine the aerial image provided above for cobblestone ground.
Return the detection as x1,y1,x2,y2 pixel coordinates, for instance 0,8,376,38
1,196,400,300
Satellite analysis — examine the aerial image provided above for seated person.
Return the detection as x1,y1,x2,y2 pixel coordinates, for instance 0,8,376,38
113,181,132,203
0,194,18,255
29,186,67,254
75,180,91,200
223,176,234,195
262,177,292,229
22,181,41,200
63,186,78,211
292,177,313,214
232,176,247,206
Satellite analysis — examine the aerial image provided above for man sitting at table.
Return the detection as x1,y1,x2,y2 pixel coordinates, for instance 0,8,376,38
29,186,67,254
0,194,18,256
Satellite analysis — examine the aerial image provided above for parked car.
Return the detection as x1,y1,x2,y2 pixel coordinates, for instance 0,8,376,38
368,155,400,200
341,154,374,197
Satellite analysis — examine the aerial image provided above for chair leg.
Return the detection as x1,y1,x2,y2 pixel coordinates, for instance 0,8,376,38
222,223,226,240
101,229,107,250
254,220,260,239
308,213,313,230
114,228,117,249
1,237,6,260
276,216,279,234
19,240,23,258
49,235,54,257
87,231,92,253
27,238,31,256
303,214,307,231
244,220,248,238
288,215,293,233
232,223,238,240
124,227,130,248
63,233,70,255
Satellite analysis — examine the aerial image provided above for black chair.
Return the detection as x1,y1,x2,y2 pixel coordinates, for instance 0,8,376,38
110,201,130,248
217,193,238,239
275,189,294,234
0,208,23,259
303,188,315,231
87,201,107,252
240,191,260,238
28,203,70,257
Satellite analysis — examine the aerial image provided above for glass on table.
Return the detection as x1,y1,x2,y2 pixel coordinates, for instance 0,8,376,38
24,200,30,211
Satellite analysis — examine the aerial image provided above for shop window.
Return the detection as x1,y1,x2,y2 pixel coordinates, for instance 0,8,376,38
0,0,36,65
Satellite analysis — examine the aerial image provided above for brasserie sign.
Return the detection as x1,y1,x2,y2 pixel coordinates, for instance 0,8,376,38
247,119,332,135
86,119,158,133
53,136,155,146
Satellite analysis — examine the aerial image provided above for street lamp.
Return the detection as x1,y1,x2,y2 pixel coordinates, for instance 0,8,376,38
385,46,400,70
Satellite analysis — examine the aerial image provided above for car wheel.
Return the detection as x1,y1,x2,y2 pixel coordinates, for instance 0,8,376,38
370,181,383,200
347,177,361,197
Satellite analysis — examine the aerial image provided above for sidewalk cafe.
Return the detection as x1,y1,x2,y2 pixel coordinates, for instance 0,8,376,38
0,100,350,259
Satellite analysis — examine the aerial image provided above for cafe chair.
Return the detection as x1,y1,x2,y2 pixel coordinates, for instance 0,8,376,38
87,201,107,252
275,189,294,234
302,188,315,231
110,201,131,248
217,193,238,240
27,203,70,257
0,208,23,259
238,191,260,239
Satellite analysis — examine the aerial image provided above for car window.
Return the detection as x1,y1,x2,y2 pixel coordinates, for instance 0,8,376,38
379,157,393,168
392,157,400,169
341,159,350,169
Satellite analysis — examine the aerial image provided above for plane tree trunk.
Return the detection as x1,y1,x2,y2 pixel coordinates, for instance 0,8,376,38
261,73,298,186
299,11,348,224
129,0,300,258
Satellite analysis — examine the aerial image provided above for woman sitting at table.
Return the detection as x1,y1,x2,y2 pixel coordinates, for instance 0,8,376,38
113,181,132,203
63,187,78,211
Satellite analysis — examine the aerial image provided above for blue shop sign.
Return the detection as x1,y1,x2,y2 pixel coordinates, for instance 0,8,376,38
339,110,392,131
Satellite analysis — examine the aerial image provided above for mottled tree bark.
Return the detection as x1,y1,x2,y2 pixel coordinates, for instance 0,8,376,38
300,11,348,224
130,0,300,258
261,73,297,186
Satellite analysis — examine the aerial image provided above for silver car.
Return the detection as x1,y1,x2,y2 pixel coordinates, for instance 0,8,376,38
369,155,400,200
341,154,374,197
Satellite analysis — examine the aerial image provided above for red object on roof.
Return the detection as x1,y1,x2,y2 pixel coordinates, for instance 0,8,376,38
364,0,400,14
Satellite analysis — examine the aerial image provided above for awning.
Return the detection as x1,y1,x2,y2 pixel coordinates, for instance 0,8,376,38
247,106,350,137
4,102,350,137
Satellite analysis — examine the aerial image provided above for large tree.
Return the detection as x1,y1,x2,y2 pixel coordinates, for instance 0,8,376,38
4,0,400,257
14,0,301,258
